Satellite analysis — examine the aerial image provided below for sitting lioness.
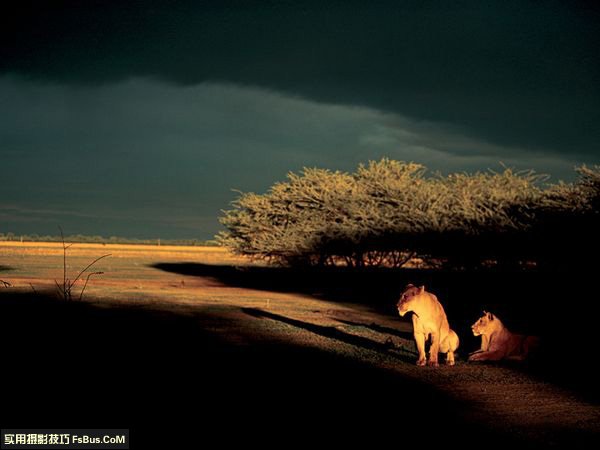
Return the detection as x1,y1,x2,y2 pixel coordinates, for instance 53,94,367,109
468,311,539,361
397,284,459,367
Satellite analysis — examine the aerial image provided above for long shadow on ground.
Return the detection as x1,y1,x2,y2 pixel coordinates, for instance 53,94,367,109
242,307,416,361
333,318,414,340
153,262,600,404
0,290,558,448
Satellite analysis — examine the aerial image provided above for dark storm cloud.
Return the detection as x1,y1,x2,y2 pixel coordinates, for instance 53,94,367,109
2,0,599,158
0,77,588,238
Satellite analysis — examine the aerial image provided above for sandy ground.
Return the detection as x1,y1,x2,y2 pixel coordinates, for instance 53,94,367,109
1,242,599,447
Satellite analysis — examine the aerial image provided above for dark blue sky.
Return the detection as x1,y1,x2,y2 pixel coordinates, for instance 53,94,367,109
1,0,599,239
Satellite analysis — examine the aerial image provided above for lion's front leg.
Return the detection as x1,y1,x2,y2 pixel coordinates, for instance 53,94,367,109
428,331,440,367
481,334,490,352
468,350,503,362
414,332,427,366
469,335,490,357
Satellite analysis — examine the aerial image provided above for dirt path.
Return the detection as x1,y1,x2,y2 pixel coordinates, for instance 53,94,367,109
162,300,600,446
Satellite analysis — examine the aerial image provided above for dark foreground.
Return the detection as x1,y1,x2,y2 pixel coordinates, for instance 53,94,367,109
2,261,600,449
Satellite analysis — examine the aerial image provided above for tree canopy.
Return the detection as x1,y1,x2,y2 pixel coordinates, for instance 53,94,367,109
218,159,598,269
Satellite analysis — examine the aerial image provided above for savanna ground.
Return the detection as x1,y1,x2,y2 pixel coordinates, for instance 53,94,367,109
1,242,599,448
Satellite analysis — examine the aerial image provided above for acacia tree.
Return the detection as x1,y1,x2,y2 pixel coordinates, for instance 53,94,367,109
218,159,598,268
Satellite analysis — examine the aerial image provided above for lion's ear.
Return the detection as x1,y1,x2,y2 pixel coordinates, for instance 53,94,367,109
419,285,425,293
487,312,494,321
406,283,414,288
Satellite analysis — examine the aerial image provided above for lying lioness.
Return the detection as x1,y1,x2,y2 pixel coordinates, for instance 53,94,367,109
468,311,539,361
397,284,459,367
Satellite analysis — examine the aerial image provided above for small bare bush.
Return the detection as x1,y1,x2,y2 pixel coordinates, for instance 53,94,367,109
55,227,111,300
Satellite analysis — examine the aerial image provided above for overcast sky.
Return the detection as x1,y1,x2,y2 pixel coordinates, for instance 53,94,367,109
1,1,598,239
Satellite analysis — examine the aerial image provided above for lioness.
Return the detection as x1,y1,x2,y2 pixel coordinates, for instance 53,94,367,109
468,311,539,361
397,284,459,367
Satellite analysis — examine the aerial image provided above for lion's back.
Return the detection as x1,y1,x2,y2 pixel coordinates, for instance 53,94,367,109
505,332,540,359
418,292,452,334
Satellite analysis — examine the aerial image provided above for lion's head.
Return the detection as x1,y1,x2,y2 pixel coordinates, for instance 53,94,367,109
471,311,500,336
397,284,425,317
